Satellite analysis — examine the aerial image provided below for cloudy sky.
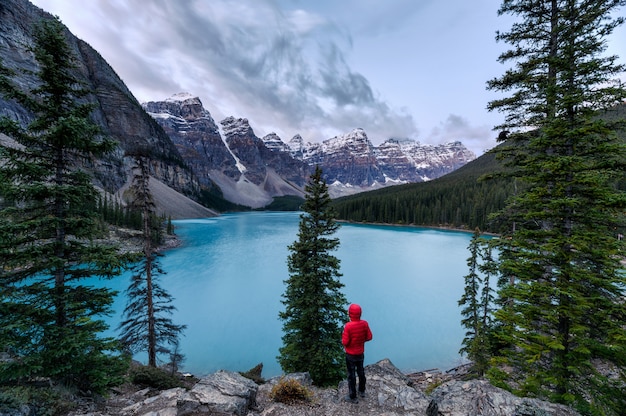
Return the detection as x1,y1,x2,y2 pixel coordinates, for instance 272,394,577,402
29,0,626,155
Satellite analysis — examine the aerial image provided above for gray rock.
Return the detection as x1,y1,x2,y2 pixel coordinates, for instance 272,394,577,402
1,0,203,206
179,370,258,416
266,372,313,387
361,358,430,412
120,387,185,416
426,379,580,416
66,360,583,416
112,371,257,416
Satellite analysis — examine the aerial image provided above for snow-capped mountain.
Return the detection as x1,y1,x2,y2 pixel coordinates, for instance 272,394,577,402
143,93,240,190
1,0,472,213
143,95,308,208
267,127,476,197
143,94,476,204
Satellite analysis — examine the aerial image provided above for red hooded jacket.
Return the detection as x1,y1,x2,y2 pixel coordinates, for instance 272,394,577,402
342,304,373,355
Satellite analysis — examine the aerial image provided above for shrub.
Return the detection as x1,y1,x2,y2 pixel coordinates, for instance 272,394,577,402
239,363,265,384
269,377,313,404
424,380,444,396
0,385,75,416
129,364,183,390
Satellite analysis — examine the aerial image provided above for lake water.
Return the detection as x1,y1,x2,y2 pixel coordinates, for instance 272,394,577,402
103,211,475,378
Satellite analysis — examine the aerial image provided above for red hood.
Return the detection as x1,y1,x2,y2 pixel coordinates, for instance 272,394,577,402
348,303,362,321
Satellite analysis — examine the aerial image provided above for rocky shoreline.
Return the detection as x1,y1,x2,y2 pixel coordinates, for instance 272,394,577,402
64,359,578,416
102,225,183,255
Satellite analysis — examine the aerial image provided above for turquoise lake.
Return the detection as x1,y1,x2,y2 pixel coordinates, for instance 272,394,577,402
104,211,475,378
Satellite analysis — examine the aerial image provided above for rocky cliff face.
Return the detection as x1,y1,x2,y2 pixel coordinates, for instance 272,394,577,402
143,94,476,204
312,132,476,187
0,0,200,202
284,128,476,197
142,96,310,208
142,93,234,191
304,128,387,187
220,116,309,188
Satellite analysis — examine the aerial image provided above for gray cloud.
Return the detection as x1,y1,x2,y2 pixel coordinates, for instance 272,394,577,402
318,44,375,106
66,0,419,143
33,0,626,155
426,114,496,155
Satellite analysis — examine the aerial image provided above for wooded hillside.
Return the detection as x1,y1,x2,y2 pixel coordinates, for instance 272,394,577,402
332,149,512,232
332,103,626,233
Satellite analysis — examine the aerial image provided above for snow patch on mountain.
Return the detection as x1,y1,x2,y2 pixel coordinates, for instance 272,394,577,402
144,93,476,207
278,128,476,192
166,92,196,102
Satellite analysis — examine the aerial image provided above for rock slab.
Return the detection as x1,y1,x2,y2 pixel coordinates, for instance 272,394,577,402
68,359,580,416
427,379,578,416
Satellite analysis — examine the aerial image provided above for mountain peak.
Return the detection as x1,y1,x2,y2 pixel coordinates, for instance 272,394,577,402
220,116,255,138
143,93,214,123
166,92,197,102
262,133,290,152
144,95,476,202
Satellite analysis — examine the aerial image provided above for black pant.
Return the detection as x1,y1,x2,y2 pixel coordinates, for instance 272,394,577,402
345,353,366,399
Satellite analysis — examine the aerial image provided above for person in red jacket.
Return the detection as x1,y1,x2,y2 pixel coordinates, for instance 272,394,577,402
342,303,373,403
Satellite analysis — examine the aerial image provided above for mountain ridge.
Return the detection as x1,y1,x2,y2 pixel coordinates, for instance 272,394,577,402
143,94,477,202
0,0,222,218
2,0,477,215
332,101,626,232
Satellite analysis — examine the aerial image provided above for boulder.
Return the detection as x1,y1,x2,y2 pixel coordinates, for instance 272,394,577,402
426,379,580,416
179,370,258,415
358,358,430,412
120,387,185,416
117,370,257,416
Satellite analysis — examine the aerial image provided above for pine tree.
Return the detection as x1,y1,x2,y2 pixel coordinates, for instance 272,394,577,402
0,18,128,392
459,228,482,358
118,154,185,368
278,166,348,386
477,240,497,349
487,1,626,412
459,228,495,376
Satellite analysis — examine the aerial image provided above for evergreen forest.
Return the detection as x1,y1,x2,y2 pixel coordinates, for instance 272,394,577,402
333,149,511,232
332,103,626,233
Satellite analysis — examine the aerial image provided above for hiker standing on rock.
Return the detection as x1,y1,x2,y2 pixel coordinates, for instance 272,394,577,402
342,303,373,403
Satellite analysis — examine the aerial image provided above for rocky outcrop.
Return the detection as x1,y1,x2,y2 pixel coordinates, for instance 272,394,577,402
426,379,578,416
262,132,292,153
143,94,477,206
376,138,476,182
117,371,258,416
67,359,579,416
310,128,387,186
143,93,237,190
220,116,310,189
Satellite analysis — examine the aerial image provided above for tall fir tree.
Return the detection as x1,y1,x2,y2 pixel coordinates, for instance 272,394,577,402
459,228,494,377
278,166,348,387
0,18,128,392
118,154,185,368
477,239,497,353
487,1,626,413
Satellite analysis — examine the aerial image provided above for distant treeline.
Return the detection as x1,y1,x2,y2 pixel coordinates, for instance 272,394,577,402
332,104,626,234
98,194,173,243
332,151,515,233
